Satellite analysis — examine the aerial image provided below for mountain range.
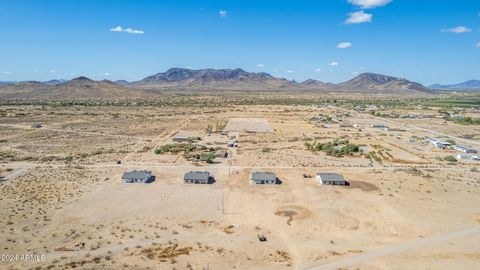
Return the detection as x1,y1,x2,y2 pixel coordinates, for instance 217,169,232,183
0,68,438,100
429,80,480,90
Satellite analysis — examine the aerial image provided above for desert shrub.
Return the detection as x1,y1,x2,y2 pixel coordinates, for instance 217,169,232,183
306,139,360,157
443,155,457,162
154,144,197,154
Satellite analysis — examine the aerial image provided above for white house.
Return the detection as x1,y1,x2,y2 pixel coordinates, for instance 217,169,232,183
316,173,347,186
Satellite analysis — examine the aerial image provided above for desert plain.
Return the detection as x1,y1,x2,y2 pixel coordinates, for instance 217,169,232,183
1,95,480,270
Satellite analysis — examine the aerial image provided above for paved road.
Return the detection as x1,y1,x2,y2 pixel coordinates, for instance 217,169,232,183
303,226,480,270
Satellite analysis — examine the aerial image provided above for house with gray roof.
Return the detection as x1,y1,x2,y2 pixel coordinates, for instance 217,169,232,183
121,170,154,183
250,171,278,185
453,145,477,153
316,173,348,186
184,171,211,184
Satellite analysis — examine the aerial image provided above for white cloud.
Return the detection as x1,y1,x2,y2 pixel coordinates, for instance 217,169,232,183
345,11,372,24
314,68,322,72
441,26,472,33
218,10,227,17
2,71,11,74
337,42,352,49
348,0,392,9
476,42,480,48
256,64,265,67
330,61,339,66
104,72,112,76
286,70,294,73
110,26,144,35
50,70,56,73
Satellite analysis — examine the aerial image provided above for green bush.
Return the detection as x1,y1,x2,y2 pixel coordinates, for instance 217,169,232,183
443,155,457,162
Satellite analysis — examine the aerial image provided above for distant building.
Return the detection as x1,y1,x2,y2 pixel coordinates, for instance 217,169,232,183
316,173,348,186
227,140,237,147
250,171,277,185
453,145,477,153
31,123,42,128
456,154,471,160
450,114,464,119
372,124,389,129
184,171,211,184
173,131,200,143
339,124,354,128
471,155,480,161
173,135,190,143
426,138,450,149
121,170,154,183
385,128,406,132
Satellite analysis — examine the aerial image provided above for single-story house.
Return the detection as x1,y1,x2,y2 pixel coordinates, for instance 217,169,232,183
456,154,471,160
316,173,348,186
453,145,477,153
122,170,154,183
31,123,42,128
184,171,211,184
173,135,190,143
426,138,450,149
250,171,277,185
173,131,200,143
471,155,480,161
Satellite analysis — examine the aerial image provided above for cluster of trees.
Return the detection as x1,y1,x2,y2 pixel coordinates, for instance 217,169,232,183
205,121,227,133
154,143,197,154
305,139,360,157
438,109,480,126
451,116,480,125
154,143,219,163
443,155,457,163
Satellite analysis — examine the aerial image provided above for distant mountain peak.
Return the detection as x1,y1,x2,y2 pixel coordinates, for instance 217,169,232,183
136,68,275,85
348,73,403,85
430,79,480,90
338,72,432,93
70,76,94,82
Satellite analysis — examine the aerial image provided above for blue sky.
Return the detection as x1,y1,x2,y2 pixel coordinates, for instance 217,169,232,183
0,0,479,84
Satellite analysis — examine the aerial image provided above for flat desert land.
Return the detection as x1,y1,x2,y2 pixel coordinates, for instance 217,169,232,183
0,102,479,270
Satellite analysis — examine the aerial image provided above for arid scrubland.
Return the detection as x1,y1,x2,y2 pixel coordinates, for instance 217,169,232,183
1,95,480,270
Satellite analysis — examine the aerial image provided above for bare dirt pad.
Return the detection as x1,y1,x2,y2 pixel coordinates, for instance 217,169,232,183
275,205,312,225
225,117,273,133
347,181,380,192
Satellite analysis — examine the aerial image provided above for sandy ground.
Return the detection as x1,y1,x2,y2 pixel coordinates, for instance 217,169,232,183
0,104,479,270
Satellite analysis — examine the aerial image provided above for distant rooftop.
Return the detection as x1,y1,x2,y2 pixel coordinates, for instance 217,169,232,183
122,170,151,179
316,173,345,182
184,171,210,181
251,171,276,181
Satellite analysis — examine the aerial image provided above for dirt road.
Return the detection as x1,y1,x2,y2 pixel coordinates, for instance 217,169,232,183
303,226,480,270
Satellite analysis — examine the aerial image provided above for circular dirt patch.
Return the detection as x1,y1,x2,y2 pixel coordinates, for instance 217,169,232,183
275,205,311,225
